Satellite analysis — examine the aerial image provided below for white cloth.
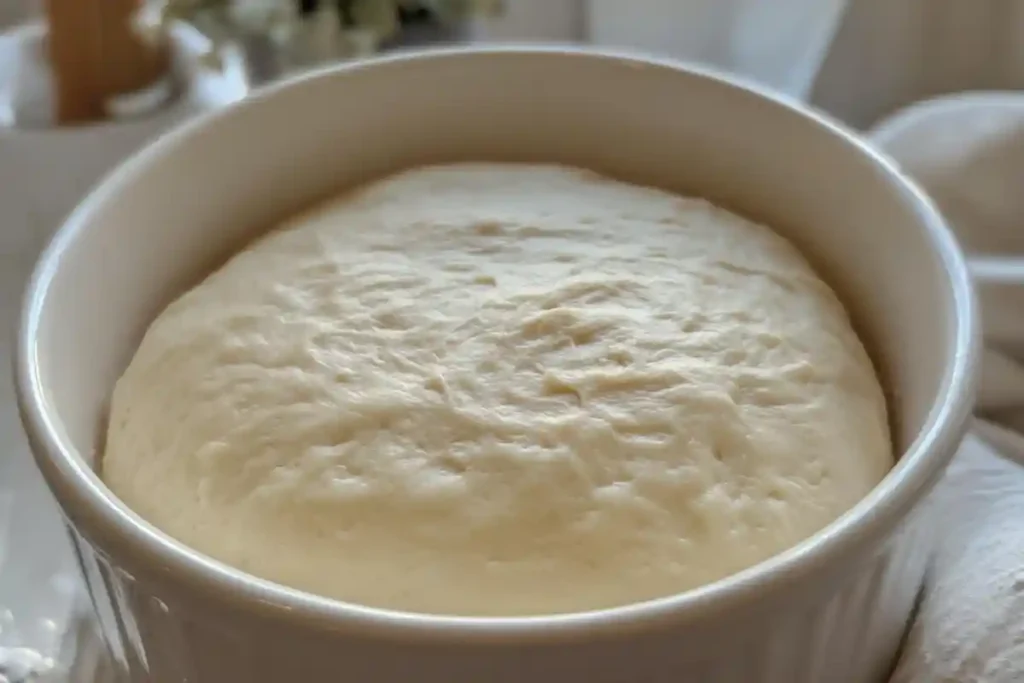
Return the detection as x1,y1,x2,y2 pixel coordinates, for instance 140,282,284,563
870,94,1024,682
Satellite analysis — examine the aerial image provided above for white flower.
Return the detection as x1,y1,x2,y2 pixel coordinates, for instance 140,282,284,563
132,0,168,45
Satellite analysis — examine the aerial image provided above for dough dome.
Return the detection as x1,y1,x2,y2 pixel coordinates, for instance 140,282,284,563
103,163,892,616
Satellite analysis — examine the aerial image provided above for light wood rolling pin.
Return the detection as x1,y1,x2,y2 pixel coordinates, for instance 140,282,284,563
44,0,169,124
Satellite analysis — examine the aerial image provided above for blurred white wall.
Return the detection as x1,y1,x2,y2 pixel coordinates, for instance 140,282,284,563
478,0,585,42
587,0,848,101
810,0,1018,127
583,0,1024,128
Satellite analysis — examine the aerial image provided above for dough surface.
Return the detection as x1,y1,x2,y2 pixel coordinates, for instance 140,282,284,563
104,163,892,616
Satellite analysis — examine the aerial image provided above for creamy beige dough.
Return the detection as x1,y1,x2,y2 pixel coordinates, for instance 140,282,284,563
103,163,892,616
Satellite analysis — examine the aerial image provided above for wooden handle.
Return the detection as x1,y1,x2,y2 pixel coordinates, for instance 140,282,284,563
45,0,169,124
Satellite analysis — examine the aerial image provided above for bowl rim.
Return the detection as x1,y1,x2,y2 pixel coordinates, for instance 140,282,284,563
14,44,979,644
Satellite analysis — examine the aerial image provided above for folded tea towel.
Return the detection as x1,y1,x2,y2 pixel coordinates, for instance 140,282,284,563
870,93,1024,683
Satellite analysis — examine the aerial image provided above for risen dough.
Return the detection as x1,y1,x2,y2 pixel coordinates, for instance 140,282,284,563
104,164,892,616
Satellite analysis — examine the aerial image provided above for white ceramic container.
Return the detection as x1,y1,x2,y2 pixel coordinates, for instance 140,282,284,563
15,47,977,683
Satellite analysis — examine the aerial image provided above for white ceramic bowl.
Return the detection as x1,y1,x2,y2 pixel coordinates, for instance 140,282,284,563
15,47,977,683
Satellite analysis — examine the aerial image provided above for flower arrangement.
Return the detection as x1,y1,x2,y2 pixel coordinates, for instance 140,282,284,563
137,0,502,77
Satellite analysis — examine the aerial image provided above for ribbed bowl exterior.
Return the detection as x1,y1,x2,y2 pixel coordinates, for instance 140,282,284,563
64,505,934,683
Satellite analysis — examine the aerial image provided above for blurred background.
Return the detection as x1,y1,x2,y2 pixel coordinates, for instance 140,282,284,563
2,0,1021,128
0,1,1021,680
